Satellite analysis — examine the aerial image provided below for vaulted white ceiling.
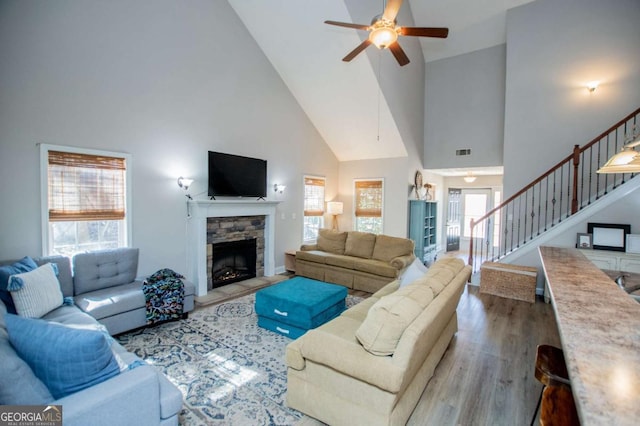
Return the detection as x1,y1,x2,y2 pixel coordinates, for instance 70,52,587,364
228,0,535,162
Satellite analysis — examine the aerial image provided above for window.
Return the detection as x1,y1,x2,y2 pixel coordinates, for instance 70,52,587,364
303,176,325,242
41,145,131,256
354,179,383,234
462,190,490,239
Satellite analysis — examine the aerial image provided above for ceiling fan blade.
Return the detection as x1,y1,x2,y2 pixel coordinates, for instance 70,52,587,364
324,20,370,31
382,0,403,22
342,40,372,62
400,27,449,38
388,41,410,66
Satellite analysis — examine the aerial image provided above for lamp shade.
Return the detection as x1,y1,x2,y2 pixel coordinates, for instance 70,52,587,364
177,177,193,190
597,139,640,173
327,201,344,215
597,153,640,173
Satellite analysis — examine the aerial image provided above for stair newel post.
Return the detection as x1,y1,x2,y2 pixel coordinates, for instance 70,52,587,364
571,144,581,215
468,218,475,273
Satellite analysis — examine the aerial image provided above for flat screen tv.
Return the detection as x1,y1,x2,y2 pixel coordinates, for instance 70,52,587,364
208,151,267,198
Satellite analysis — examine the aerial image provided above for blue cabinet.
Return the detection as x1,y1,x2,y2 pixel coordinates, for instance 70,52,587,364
409,200,437,265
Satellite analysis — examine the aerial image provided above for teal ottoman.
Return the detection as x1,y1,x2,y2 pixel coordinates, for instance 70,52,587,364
255,277,347,338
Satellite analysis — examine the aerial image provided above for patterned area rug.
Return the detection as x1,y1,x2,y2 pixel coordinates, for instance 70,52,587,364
117,292,363,425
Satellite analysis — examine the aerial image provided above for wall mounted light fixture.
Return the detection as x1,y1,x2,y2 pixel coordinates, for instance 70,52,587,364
274,184,286,194
587,81,599,93
177,177,194,200
177,176,193,191
177,176,194,218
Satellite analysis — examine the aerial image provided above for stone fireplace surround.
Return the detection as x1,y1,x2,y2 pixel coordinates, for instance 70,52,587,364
207,217,263,289
186,200,279,297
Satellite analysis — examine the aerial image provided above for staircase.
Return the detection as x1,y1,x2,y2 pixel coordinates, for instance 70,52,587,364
468,107,640,274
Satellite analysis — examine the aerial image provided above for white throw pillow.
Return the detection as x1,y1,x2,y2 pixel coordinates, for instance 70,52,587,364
8,263,64,318
399,258,428,288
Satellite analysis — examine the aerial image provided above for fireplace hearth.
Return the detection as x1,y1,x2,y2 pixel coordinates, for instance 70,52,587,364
211,238,257,289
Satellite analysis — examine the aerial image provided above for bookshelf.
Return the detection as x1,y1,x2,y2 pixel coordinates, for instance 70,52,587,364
409,200,437,265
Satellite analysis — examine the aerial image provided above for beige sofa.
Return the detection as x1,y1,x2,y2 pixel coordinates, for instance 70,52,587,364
286,257,471,426
296,229,416,293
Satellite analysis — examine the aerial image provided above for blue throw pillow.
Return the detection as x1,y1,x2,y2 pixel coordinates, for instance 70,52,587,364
0,257,38,314
0,305,54,405
4,314,120,399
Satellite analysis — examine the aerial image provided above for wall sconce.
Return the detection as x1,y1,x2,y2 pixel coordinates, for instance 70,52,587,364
587,81,599,93
327,201,344,231
274,184,286,194
177,177,194,200
463,172,477,183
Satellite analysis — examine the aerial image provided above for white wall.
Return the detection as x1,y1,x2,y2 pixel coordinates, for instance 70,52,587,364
0,0,339,275
425,44,506,169
503,0,640,196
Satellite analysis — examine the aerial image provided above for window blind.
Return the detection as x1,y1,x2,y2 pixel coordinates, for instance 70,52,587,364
355,180,383,217
48,151,126,221
304,177,325,217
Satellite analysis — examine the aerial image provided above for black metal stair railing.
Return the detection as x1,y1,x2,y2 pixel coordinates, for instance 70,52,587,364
468,107,640,273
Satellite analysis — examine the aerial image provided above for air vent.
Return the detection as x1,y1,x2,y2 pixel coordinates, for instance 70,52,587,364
456,148,471,156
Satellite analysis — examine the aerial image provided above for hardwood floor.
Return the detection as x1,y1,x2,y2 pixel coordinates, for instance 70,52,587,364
408,285,560,426
299,285,560,426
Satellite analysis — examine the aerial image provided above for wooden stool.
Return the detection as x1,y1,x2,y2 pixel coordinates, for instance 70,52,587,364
532,345,580,426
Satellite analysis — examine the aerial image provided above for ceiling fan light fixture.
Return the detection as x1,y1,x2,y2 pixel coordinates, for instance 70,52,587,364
369,26,398,49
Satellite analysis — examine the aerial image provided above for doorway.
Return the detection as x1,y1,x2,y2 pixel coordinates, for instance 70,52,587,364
462,189,492,240
446,188,462,252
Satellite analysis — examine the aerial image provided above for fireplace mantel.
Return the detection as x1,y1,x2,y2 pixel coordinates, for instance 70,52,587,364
186,199,280,296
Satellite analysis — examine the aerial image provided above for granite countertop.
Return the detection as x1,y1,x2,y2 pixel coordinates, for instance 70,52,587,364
539,246,640,426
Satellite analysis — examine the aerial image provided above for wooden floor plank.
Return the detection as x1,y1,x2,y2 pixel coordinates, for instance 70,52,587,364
411,285,560,425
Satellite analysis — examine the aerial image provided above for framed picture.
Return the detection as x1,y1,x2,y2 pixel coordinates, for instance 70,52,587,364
587,223,631,252
626,234,640,254
576,233,592,249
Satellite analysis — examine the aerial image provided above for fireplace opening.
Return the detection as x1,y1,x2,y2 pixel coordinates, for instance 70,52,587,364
211,238,257,289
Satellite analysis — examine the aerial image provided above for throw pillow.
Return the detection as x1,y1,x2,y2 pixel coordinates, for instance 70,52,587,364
316,229,347,255
371,234,415,263
0,304,54,405
8,263,64,318
356,282,436,356
344,231,377,259
5,314,120,400
0,256,38,314
399,258,428,288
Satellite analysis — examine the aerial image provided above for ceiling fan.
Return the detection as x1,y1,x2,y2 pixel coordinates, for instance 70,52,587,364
324,0,448,66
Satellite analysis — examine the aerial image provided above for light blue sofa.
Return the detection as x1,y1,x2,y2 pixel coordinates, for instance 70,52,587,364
70,248,195,335
0,249,192,425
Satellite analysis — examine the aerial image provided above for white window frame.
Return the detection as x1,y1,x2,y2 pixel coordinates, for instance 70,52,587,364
353,178,385,234
39,144,133,256
302,175,325,243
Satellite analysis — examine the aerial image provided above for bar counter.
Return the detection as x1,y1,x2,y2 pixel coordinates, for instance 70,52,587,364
538,246,640,425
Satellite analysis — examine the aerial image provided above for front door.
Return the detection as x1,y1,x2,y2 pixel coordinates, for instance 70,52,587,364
446,188,462,252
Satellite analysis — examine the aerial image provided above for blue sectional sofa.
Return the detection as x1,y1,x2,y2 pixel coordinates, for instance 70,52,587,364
0,249,194,425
